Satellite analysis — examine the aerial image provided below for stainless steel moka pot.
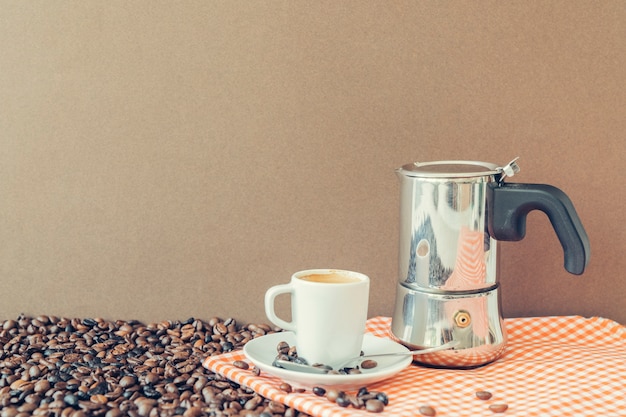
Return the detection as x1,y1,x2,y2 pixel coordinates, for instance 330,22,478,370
391,158,590,368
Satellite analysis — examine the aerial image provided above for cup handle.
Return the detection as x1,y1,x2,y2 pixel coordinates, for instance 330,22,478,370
264,283,296,332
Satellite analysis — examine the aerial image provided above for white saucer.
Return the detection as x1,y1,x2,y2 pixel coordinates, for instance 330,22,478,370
243,332,412,390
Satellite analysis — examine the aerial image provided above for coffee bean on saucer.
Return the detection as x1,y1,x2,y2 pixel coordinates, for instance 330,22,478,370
312,363,333,371
277,341,290,354
489,403,509,413
360,359,378,369
419,404,437,416
292,356,309,365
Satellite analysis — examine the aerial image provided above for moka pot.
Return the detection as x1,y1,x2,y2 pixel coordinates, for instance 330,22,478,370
390,158,590,368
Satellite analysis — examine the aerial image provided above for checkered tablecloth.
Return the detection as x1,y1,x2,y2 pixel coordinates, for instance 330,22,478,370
203,316,626,416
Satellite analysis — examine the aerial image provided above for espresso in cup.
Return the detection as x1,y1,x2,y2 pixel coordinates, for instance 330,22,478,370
299,272,362,284
265,269,370,367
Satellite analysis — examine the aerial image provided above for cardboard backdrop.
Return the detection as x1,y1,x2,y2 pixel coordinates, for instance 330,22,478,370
1,2,624,325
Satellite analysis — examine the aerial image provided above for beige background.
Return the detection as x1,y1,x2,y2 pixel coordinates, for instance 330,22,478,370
1,2,624,325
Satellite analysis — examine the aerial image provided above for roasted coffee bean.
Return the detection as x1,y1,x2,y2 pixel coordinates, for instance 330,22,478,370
268,400,286,413
82,318,97,327
119,375,136,388
360,359,378,369
325,388,341,403
287,346,298,357
292,356,309,365
87,382,107,396
76,390,90,401
476,390,493,400
349,394,365,408
65,382,79,391
366,399,385,413
27,366,41,379
312,386,326,397
25,393,42,404
233,360,249,370
18,402,38,413
419,404,437,416
359,392,378,402
279,382,292,393
335,395,351,408
136,399,155,416
63,393,79,407
277,341,290,355
3,319,17,330
489,403,509,413
144,372,159,385
33,380,50,393
376,391,389,405
90,394,108,404
142,385,162,399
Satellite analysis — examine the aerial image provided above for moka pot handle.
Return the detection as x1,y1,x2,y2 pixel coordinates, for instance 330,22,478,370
487,183,590,275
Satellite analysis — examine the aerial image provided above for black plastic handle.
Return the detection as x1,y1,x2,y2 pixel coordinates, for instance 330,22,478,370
488,183,590,275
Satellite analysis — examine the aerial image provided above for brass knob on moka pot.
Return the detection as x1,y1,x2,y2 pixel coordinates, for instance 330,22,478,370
390,158,590,368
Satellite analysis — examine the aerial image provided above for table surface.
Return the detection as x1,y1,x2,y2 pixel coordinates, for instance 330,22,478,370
204,315,626,417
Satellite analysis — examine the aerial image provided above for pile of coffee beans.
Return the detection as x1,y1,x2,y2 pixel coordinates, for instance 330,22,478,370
0,315,311,417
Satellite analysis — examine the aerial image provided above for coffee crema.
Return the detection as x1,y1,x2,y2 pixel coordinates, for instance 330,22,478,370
299,272,361,284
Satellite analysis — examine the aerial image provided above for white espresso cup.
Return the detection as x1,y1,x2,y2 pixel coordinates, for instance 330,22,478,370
264,269,370,367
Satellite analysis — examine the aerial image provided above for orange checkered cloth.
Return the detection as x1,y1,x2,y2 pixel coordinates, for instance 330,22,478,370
203,316,626,416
